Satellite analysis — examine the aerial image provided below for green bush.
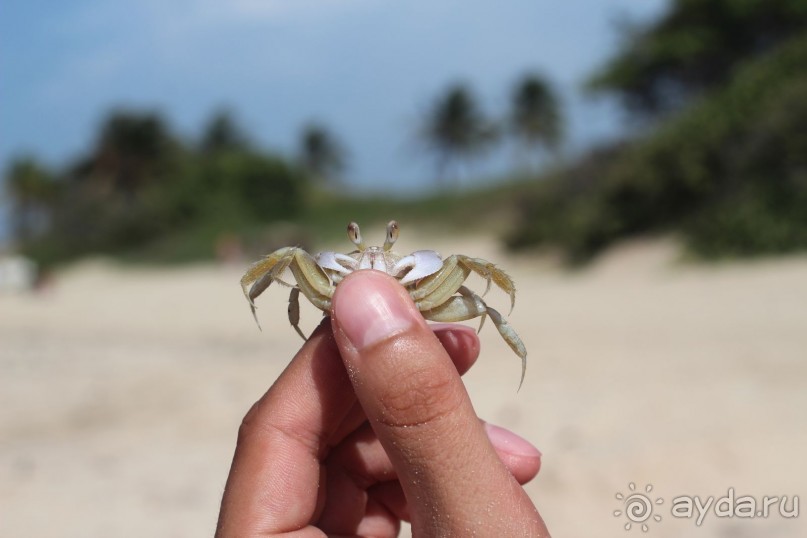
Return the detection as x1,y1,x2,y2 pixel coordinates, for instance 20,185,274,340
13,111,306,267
508,34,807,262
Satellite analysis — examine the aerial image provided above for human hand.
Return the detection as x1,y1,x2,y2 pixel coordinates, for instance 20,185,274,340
216,270,549,537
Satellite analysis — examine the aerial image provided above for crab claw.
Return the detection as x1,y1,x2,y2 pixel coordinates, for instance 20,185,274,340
315,251,356,277
393,250,444,285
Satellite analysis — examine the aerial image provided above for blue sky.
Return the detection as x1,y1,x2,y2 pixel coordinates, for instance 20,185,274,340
1,0,667,233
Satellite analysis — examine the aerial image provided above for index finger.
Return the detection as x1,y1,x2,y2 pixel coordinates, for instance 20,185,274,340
215,317,485,537
216,318,353,537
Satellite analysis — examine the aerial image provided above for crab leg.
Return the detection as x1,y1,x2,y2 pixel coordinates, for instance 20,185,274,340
411,255,516,313
421,295,527,389
287,288,306,341
456,285,487,332
458,256,516,314
286,251,333,311
486,306,527,389
240,247,333,329
240,247,297,328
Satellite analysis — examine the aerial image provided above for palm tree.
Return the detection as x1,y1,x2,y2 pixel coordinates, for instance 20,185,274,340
420,83,496,188
297,122,347,184
5,157,55,242
200,109,250,154
92,111,176,200
510,74,563,170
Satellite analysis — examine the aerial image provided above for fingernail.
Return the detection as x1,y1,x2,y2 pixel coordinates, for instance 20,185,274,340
484,422,542,458
334,271,418,351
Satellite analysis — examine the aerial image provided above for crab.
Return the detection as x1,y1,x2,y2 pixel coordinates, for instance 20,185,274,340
240,221,528,386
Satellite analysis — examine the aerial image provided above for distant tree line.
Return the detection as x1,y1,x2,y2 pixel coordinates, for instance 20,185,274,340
4,110,324,266
508,0,807,261
4,72,562,265
11,0,804,265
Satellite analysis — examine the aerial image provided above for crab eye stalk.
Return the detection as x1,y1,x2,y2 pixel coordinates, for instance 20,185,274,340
383,220,399,251
347,222,365,251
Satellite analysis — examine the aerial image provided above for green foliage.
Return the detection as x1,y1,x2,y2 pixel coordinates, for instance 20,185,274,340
184,150,304,223
92,110,180,197
510,33,807,261
420,84,497,186
510,73,563,152
300,179,533,247
200,110,252,154
588,0,807,114
4,157,58,242
685,186,807,257
297,123,348,184
10,110,305,267
505,145,625,262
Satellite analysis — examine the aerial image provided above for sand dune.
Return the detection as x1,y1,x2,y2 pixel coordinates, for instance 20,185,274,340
1,235,805,537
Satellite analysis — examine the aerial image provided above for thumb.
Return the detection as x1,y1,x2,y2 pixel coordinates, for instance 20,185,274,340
331,270,547,536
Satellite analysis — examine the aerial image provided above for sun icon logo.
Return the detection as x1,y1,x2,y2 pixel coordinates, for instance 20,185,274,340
614,482,664,532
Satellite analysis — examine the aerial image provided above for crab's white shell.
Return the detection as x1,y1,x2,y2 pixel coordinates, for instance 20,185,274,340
316,248,444,285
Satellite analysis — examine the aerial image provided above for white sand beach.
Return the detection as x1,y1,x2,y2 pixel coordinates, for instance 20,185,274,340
1,234,805,537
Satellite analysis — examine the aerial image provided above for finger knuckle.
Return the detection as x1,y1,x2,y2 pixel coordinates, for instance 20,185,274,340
236,399,264,444
374,362,463,429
